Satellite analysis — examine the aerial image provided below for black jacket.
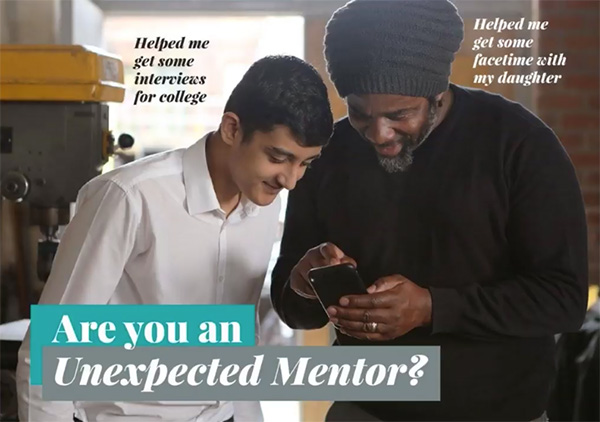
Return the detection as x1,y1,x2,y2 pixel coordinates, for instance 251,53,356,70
271,84,589,421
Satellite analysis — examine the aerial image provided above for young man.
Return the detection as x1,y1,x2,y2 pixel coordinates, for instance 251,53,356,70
271,1,588,421
17,55,333,422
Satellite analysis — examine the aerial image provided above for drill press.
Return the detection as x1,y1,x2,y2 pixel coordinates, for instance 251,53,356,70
0,45,133,283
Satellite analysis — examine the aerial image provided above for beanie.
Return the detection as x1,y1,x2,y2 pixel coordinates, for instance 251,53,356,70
324,0,464,98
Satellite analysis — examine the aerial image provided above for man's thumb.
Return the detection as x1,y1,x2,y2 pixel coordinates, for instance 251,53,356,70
368,278,401,293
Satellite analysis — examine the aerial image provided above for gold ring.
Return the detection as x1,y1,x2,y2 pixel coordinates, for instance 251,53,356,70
367,322,378,333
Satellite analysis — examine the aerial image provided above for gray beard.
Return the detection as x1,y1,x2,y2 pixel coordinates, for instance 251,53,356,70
378,150,414,173
377,102,439,174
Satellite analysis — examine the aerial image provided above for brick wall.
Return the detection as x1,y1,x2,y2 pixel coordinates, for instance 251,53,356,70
537,0,599,286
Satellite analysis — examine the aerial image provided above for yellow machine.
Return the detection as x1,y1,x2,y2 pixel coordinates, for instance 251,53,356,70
0,45,133,283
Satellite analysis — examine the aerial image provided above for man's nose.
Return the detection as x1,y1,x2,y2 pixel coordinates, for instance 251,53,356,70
277,169,297,191
365,119,396,145
277,165,305,191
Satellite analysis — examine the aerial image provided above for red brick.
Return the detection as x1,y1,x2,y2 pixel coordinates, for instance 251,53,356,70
571,153,600,167
540,111,562,127
539,0,564,9
577,169,599,186
587,209,600,226
584,170,600,186
564,0,600,10
566,35,600,50
539,32,564,44
564,74,598,90
539,42,564,53
539,93,583,108
563,113,600,129
583,134,600,152
556,54,599,71
544,15,585,29
584,190,600,206
560,133,586,149
568,24,600,37
590,95,600,108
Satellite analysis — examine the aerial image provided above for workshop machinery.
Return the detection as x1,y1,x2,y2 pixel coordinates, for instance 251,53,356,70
1,45,133,288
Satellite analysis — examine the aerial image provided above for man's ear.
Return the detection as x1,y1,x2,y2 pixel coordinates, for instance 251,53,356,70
219,112,243,146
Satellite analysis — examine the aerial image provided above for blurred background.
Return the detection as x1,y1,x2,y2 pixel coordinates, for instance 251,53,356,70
0,0,598,421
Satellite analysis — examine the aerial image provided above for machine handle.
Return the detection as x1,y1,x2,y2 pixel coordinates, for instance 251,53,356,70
117,133,134,149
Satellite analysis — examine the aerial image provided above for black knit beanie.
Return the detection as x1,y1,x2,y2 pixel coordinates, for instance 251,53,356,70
324,0,464,98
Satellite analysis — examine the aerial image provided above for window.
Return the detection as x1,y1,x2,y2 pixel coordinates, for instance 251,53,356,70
104,15,304,153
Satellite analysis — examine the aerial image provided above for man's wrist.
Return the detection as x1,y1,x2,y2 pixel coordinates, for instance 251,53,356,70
292,287,318,300
289,277,318,300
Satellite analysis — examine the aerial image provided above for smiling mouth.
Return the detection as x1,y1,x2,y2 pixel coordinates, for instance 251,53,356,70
263,182,282,193
375,143,402,157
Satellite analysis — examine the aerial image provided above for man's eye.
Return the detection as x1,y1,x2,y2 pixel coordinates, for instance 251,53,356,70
269,156,286,164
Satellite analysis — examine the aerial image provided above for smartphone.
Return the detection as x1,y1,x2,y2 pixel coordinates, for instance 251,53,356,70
307,263,368,311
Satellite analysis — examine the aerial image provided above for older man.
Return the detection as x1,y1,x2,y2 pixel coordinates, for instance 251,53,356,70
271,1,588,421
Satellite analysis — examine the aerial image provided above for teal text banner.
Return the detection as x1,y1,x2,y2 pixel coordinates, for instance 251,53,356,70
30,304,255,385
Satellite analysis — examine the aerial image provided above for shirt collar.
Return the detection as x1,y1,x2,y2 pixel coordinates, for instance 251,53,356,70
183,133,260,218
183,133,220,215
239,195,260,218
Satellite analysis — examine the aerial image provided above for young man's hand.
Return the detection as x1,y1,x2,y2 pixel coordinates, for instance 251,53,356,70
327,274,432,341
290,242,357,299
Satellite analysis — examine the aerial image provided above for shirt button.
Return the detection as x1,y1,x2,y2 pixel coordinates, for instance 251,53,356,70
218,276,224,282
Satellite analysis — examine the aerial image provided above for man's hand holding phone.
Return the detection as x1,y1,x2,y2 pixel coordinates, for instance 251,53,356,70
290,242,357,300
328,275,432,341
290,243,432,341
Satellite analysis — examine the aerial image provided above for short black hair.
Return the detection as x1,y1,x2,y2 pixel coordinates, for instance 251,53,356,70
224,55,333,147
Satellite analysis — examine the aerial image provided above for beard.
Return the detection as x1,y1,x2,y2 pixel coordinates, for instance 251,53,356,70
377,146,414,173
376,101,439,173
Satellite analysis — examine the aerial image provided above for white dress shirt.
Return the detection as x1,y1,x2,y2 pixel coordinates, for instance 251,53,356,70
17,134,281,422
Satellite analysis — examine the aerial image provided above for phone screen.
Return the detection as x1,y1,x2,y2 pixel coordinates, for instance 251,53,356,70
308,263,368,310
